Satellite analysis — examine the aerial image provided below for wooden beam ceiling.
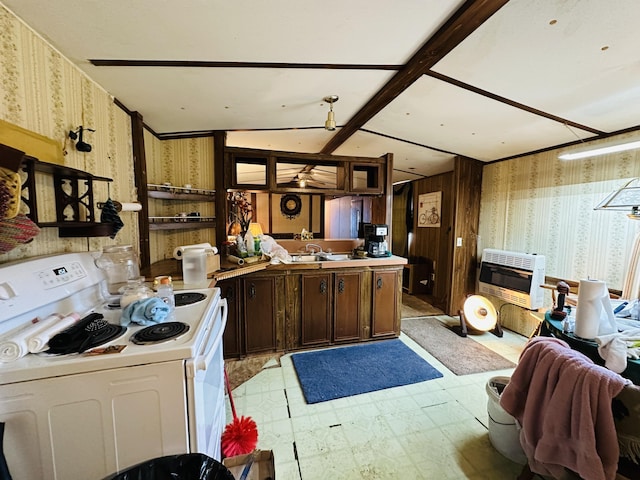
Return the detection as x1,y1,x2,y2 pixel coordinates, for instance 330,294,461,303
319,0,511,154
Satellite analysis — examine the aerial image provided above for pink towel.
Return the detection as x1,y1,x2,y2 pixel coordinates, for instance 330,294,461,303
500,336,631,480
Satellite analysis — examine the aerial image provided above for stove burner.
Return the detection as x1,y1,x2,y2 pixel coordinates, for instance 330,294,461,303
84,324,127,350
174,292,207,307
131,322,190,345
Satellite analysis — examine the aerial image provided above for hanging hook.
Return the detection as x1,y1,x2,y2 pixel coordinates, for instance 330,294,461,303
69,126,95,152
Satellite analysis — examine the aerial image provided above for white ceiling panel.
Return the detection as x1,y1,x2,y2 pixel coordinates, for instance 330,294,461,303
84,66,394,132
5,0,463,64
366,76,596,161
431,0,640,132
227,129,338,155
333,131,454,180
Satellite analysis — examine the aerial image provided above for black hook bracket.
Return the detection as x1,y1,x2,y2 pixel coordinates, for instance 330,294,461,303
68,126,96,152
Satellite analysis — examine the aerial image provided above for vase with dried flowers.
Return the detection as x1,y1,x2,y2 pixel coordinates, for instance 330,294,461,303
228,191,252,236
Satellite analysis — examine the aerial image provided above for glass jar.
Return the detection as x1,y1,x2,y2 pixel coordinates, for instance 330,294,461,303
95,245,140,295
119,277,154,309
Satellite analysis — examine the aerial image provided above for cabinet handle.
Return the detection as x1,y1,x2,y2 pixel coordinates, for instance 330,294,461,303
320,279,327,294
338,278,345,294
376,276,383,290
249,283,256,299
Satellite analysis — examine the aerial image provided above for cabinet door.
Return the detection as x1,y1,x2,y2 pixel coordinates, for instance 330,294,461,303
301,273,332,346
371,270,398,337
243,277,276,353
218,279,242,358
333,272,361,342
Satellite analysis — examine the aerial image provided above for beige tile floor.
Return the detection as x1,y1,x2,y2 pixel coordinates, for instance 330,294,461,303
226,328,529,479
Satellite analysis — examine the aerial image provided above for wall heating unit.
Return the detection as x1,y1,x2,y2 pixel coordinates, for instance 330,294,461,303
478,248,546,310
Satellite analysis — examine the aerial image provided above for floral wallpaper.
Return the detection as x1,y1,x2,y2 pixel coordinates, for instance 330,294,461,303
0,4,137,263
479,135,640,334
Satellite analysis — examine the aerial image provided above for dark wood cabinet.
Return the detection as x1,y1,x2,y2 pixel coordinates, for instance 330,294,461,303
333,272,362,342
300,270,362,346
219,274,282,358
243,276,277,354
301,273,332,346
371,269,399,337
218,278,242,359
224,146,389,197
224,264,401,356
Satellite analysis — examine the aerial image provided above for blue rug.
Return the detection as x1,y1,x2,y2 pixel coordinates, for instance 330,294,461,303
291,339,443,404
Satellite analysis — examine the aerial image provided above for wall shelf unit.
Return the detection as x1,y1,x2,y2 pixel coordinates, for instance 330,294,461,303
147,184,215,201
146,184,216,231
148,217,216,230
11,154,117,238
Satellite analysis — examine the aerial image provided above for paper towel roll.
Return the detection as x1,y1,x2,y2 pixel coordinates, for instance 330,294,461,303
574,279,617,339
173,243,218,260
120,202,142,212
227,255,245,266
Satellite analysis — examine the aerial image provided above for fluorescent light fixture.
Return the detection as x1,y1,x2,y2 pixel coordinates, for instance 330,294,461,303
559,140,640,160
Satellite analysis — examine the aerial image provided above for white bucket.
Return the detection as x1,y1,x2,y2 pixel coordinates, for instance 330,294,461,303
486,376,527,465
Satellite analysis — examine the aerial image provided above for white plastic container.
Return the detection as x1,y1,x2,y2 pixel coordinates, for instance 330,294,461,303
156,276,175,319
486,376,527,464
182,248,207,285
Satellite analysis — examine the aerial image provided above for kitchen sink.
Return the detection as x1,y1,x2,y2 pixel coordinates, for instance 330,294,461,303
322,254,352,261
290,254,322,262
289,253,354,263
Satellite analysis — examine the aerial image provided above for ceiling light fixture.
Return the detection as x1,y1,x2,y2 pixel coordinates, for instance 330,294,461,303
323,95,339,131
558,139,640,160
594,178,640,220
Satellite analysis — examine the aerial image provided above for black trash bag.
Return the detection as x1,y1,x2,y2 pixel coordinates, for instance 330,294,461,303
103,453,234,480
0,423,12,480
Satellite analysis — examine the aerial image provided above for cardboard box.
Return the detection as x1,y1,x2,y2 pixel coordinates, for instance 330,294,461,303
206,252,221,274
222,450,275,480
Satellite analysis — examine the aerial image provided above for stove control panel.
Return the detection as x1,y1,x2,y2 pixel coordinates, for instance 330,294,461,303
36,261,87,289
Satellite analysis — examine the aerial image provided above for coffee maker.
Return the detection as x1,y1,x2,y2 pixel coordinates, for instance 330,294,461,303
362,223,389,257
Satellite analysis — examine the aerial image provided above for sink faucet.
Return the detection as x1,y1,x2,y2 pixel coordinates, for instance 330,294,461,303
305,243,323,254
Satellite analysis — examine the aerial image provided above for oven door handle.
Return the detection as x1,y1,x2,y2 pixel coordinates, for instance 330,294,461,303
190,298,227,375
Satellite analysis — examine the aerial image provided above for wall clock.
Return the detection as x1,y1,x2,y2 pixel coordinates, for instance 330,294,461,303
280,194,302,219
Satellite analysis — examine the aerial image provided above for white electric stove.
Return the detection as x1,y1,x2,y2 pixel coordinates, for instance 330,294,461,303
0,252,227,480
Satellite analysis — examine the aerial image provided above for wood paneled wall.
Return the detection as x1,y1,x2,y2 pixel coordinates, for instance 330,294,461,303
450,156,484,315
409,172,455,311
409,156,482,315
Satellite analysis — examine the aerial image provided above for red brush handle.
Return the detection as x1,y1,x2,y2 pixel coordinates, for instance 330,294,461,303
224,367,238,420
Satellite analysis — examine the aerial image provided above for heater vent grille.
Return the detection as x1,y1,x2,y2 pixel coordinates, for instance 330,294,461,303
483,250,538,271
